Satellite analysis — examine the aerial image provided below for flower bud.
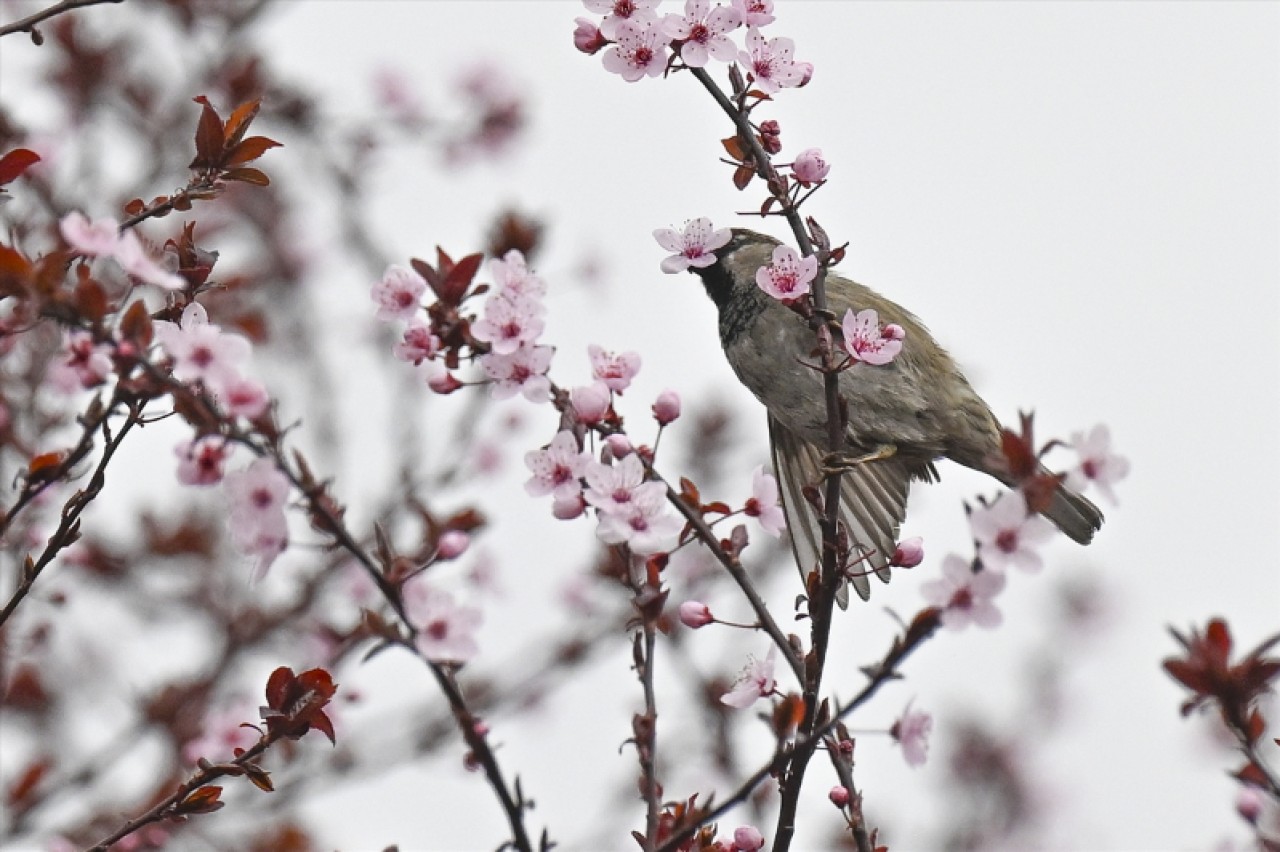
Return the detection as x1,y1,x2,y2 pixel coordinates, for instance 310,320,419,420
828,785,851,808
437,530,471,560
792,147,830,185
604,433,632,458
652,389,681,425
890,536,924,568
573,17,607,55
552,491,587,520
678,601,714,629
570,381,611,425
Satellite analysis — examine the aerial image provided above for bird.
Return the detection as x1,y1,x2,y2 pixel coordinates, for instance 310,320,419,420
686,228,1102,603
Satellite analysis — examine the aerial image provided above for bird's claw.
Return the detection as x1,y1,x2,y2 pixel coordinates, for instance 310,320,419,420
821,444,897,477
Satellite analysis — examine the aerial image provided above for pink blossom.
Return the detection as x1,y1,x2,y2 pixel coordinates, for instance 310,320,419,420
828,785,850,808
437,530,471,560
59,211,120,256
730,0,774,27
679,600,714,628
228,508,288,582
373,67,426,126
892,701,933,767
489,250,547,300
371,264,427,322
744,465,786,537
472,292,545,355
113,232,185,290
663,0,742,68
755,244,817,301
226,458,291,523
1237,785,1264,824
604,433,633,457
602,19,669,82
584,453,664,515
47,330,113,393
654,217,733,273
791,147,830,185
731,825,765,852
404,581,482,664
570,381,613,425
841,308,904,366
218,375,270,419
970,490,1055,573
480,343,554,401
652,389,681,425
174,436,230,486
153,302,251,391
422,361,463,394
589,343,641,392
920,554,1006,630
394,318,441,364
738,27,806,94
552,491,588,520
1066,424,1130,505
795,61,814,87
720,645,777,708
595,487,683,554
585,0,660,40
181,704,258,764
890,536,925,568
573,17,607,54
525,430,591,499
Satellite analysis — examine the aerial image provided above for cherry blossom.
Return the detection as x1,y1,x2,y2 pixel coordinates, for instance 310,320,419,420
113,231,186,290
181,704,259,764
678,600,714,628
174,436,230,486
573,17,607,55
730,0,774,27
47,330,113,393
920,554,1006,630
721,645,777,708
756,244,817,302
229,508,288,582
595,487,683,554
589,343,641,392
585,0,660,40
218,375,270,419
604,433,633,457
652,388,681,425
394,318,441,364
602,19,669,82
892,701,933,767
654,217,733,273
890,536,925,568
791,147,830,185
226,458,290,524
153,302,251,392
841,308,905,366
1066,424,1130,505
421,360,463,395
480,343,554,401
471,292,546,355
738,27,806,94
744,465,786,536
584,453,664,515
524,430,592,499
404,581,482,664
570,381,612,424
970,490,1055,573
371,264,427,322
552,491,588,520
731,826,765,852
489,250,547,300
663,0,743,68
59,211,120,256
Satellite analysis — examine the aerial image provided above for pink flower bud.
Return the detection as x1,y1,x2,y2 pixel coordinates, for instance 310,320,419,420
552,491,587,520
426,365,463,394
1237,785,1263,824
796,61,814,87
732,826,764,852
604,433,632,458
890,536,924,568
828,785,850,808
678,601,714,629
792,148,830,185
652,389,681,425
570,381,612,425
437,530,471,560
573,17,607,55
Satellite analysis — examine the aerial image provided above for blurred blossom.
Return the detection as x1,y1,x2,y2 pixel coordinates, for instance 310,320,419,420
174,435,230,486
892,701,933,767
744,465,785,536
525,430,591,499
437,530,471,560
46,330,113,393
1066,424,1130,505
404,580,482,664
921,554,1006,630
971,491,1055,573
225,458,291,580
153,302,251,393
182,704,259,764
371,264,427,322
394,318,441,365
731,825,765,851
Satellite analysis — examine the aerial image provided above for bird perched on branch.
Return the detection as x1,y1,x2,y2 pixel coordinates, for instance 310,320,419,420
686,228,1102,603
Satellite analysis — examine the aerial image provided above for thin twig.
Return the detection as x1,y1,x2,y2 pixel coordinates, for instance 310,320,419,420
0,0,123,39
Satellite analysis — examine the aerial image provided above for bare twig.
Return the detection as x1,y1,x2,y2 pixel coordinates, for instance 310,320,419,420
0,0,123,39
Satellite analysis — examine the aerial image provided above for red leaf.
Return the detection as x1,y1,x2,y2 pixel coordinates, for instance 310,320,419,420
265,666,294,710
441,252,484,303
190,96,226,170
119,300,154,346
224,135,281,167
0,149,41,186
310,710,336,744
222,167,270,186
178,785,225,814
721,135,745,162
222,99,262,149
732,163,755,190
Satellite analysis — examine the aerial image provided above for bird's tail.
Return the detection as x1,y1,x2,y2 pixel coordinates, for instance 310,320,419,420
1042,480,1103,545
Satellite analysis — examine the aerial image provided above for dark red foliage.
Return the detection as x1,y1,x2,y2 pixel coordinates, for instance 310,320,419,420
1164,618,1280,741
260,667,339,745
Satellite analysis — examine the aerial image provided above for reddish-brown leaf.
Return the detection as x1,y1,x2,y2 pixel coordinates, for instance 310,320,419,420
178,785,225,815
27,451,67,483
119,300,154,347
410,257,441,294
222,99,262,149
721,135,745,162
124,197,146,216
74,278,108,322
224,135,281,167
441,252,484,303
0,149,41,186
222,167,270,186
241,762,274,792
6,758,52,809
732,163,755,190
190,95,226,170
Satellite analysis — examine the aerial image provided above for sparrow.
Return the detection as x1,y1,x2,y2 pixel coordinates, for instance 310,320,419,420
688,228,1103,602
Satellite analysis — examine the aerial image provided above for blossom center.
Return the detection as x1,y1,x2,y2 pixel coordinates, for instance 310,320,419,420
995,529,1019,554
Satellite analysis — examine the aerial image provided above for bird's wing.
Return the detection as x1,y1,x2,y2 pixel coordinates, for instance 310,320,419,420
769,416,911,605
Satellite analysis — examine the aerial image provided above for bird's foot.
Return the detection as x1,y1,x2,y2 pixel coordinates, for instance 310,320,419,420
821,444,896,477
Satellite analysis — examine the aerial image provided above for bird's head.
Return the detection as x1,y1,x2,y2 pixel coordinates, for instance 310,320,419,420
688,228,781,311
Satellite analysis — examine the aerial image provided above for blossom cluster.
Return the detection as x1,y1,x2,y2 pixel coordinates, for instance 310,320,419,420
59,211,186,291
576,0,810,94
